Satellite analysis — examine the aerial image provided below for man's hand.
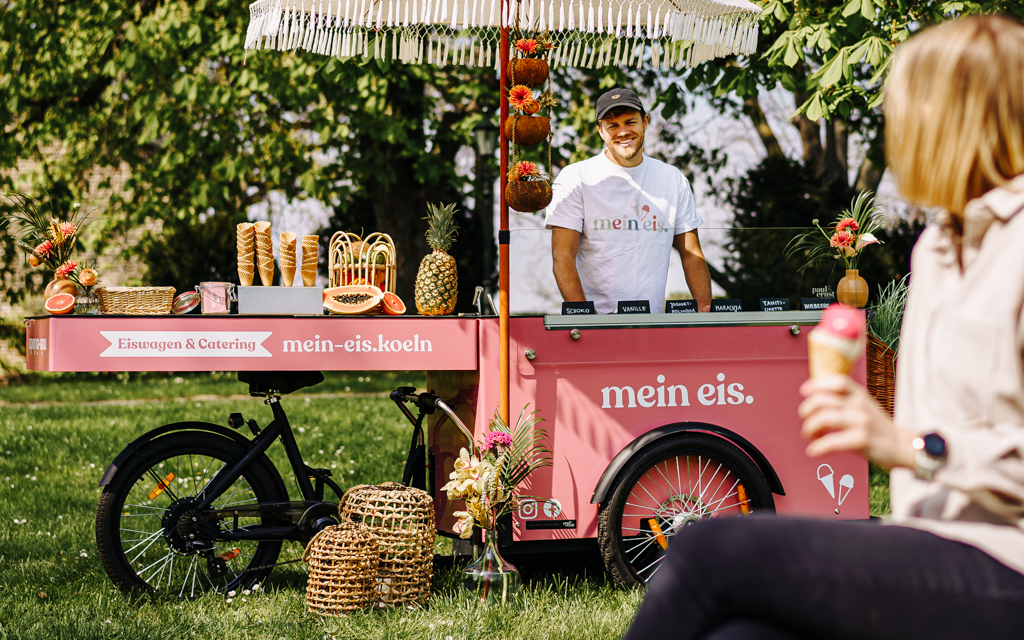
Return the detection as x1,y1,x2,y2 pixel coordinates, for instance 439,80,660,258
551,227,586,301
675,231,712,312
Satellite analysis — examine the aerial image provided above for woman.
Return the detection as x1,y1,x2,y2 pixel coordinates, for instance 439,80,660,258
624,15,1024,640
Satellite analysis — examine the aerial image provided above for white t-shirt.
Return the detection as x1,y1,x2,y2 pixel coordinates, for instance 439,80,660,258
544,152,703,314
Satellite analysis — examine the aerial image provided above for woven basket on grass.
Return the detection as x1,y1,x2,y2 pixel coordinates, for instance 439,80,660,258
304,522,380,617
339,482,435,607
867,334,896,416
97,286,176,315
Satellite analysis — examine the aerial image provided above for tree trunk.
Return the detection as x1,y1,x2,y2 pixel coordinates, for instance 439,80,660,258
791,89,824,171
742,95,785,159
855,137,887,194
821,117,849,187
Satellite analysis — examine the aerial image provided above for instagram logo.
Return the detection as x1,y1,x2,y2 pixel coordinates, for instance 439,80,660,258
519,499,538,520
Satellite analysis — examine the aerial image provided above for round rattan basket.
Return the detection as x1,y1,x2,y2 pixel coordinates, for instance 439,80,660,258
97,286,176,315
339,482,435,607
866,334,896,416
303,522,380,617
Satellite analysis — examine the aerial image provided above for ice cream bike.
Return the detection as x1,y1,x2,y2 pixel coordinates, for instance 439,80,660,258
23,0,869,593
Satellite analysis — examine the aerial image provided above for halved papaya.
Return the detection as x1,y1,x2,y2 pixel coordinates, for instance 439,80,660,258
323,284,384,315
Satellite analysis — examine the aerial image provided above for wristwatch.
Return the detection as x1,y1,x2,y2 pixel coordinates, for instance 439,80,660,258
912,433,948,481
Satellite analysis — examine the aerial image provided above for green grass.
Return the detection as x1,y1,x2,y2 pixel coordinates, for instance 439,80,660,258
0,373,892,639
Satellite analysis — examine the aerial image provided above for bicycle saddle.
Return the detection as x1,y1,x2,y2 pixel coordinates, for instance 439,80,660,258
238,371,324,396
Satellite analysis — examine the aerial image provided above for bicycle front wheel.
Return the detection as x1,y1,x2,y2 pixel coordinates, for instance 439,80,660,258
96,432,288,597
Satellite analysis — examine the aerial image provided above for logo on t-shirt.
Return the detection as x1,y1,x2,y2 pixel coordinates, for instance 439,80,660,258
591,196,668,233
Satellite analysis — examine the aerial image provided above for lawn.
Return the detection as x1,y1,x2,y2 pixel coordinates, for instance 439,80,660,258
0,372,890,640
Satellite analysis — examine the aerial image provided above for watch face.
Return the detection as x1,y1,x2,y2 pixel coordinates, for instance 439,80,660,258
923,433,947,457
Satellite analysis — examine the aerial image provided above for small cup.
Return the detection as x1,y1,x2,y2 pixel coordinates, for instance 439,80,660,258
195,282,236,315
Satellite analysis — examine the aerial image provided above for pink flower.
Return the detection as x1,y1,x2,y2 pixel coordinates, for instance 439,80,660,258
59,221,77,238
855,232,879,250
482,431,513,453
35,240,53,257
829,230,855,249
835,218,859,233
55,260,78,279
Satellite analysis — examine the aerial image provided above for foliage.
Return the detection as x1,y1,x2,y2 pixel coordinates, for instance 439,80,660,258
867,274,910,353
716,156,924,307
442,407,552,537
787,190,885,271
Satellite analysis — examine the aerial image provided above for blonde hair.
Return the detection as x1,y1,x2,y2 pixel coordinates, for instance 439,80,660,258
885,16,1024,214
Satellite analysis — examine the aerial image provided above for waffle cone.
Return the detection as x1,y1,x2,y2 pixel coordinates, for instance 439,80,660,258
238,263,255,287
281,264,296,287
254,221,271,234
302,263,317,287
808,337,858,378
257,261,275,286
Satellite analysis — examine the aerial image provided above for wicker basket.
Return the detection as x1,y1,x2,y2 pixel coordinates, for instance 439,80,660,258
97,287,176,315
339,482,435,607
867,333,896,416
304,522,380,617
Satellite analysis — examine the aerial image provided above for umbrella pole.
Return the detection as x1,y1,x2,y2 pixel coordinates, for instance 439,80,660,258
498,6,511,426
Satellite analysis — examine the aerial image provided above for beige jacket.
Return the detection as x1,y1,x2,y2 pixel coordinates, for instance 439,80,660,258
890,174,1024,574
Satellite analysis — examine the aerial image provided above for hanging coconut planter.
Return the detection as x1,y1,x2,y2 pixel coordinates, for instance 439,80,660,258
508,58,549,88
506,161,553,213
504,115,550,147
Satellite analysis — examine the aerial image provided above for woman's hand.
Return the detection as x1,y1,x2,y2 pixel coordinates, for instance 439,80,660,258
798,374,917,470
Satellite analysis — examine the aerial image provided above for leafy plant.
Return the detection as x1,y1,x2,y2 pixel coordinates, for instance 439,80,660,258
441,406,552,538
787,190,886,272
867,274,910,353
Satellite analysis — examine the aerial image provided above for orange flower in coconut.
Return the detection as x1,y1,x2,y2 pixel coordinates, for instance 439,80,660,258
523,99,541,115
512,161,539,181
508,85,534,111
515,38,540,55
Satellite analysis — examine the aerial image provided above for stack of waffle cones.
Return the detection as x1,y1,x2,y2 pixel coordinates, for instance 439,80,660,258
302,235,319,287
254,221,274,286
280,232,297,286
236,223,255,286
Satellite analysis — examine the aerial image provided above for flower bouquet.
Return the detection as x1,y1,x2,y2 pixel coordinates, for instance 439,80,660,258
1,193,100,305
441,406,552,604
505,161,553,213
508,33,553,87
786,190,885,307
504,85,555,147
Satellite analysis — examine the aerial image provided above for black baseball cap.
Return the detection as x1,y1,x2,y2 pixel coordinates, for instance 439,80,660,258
596,88,646,121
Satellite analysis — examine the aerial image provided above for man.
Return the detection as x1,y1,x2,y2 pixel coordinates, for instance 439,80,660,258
545,88,712,314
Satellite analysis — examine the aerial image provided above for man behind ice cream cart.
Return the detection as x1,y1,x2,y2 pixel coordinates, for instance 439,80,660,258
545,88,713,314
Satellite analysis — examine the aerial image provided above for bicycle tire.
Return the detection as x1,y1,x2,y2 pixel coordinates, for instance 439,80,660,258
96,432,288,597
598,433,775,588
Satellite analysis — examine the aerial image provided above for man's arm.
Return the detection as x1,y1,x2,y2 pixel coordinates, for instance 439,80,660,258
551,227,586,301
674,230,712,312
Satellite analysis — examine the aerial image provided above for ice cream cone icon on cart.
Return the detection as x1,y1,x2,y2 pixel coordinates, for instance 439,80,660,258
817,464,854,506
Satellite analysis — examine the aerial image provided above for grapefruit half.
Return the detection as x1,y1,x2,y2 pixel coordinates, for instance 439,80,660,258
45,293,76,315
382,291,406,315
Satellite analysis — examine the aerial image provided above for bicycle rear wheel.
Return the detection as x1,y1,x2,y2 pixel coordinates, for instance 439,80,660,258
96,432,288,597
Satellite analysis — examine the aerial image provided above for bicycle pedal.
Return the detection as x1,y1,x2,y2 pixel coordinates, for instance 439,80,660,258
228,413,245,429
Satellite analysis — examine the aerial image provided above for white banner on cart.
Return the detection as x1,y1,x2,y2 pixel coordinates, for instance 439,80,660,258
99,331,273,358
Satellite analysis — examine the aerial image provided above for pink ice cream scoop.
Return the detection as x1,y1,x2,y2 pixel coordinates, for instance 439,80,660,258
807,304,866,377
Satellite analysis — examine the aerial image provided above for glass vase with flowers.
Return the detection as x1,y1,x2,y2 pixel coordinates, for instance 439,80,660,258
786,190,886,308
441,407,552,605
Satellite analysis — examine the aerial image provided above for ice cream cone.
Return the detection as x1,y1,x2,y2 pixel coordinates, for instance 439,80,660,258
257,260,274,286
807,305,865,378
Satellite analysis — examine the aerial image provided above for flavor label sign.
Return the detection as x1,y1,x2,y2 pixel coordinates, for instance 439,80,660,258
100,331,273,358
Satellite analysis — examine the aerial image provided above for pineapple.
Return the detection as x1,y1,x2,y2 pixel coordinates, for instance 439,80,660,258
414,202,459,316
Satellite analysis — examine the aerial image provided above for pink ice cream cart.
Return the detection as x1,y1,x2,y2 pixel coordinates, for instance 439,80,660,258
25,309,866,589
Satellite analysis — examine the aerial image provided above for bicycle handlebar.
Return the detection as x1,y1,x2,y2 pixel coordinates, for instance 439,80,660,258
390,388,475,456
